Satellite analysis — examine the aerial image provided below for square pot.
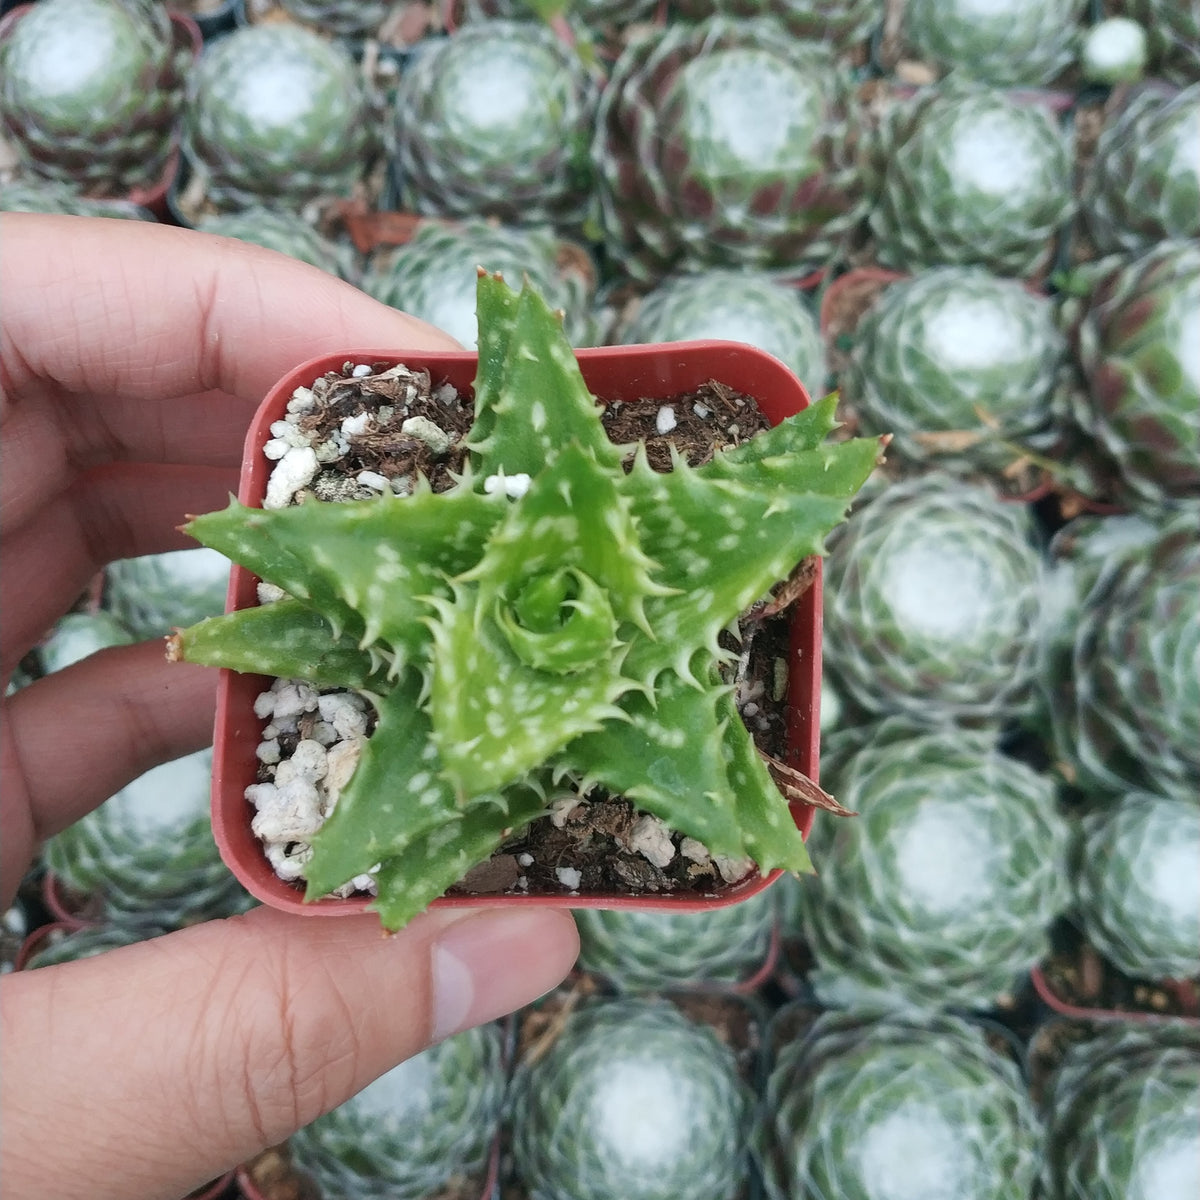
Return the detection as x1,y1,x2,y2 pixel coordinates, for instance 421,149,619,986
211,340,821,919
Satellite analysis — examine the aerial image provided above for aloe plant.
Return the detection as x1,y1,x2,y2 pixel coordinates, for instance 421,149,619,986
168,275,880,931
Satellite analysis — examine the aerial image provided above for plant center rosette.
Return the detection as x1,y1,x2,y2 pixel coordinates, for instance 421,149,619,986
168,274,880,931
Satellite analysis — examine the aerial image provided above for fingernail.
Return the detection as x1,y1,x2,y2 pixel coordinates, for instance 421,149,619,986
430,910,578,1043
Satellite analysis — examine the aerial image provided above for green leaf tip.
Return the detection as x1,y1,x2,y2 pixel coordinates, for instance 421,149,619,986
171,273,876,930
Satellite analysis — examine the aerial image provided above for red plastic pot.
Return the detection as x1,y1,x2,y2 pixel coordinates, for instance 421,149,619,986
211,340,821,920
1030,963,1200,1026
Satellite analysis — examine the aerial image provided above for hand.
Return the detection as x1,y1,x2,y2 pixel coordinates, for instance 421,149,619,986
0,215,579,1200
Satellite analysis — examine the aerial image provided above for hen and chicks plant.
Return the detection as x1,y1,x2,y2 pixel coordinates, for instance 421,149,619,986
170,274,879,930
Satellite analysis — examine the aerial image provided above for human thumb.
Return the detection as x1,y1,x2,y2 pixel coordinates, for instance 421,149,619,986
0,903,579,1200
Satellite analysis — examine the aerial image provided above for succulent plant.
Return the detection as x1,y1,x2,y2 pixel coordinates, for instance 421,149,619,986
39,611,133,675
1073,791,1200,982
1081,84,1200,256
195,208,352,278
1045,516,1200,800
183,23,373,211
168,274,880,930
865,85,1073,277
23,919,170,969
843,266,1069,476
822,473,1044,724
573,881,778,989
365,219,597,348
1041,1022,1200,1200
43,748,251,926
0,178,154,218
389,22,599,229
0,0,190,196
289,1023,505,1200
593,17,866,283
1069,241,1200,513
1105,0,1200,84
457,0,658,31
103,548,230,641
1081,17,1150,84
900,0,1087,86
799,721,1069,1009
671,0,880,53
757,1009,1040,1200
614,269,826,403
509,996,753,1200
277,0,392,37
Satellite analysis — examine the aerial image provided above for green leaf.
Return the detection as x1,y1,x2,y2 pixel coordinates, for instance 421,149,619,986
466,281,622,478
370,782,548,931
171,600,387,691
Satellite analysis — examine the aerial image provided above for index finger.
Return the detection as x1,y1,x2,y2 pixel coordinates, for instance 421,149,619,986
0,213,461,409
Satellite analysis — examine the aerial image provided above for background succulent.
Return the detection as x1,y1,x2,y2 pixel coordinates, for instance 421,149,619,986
899,0,1087,86
672,0,880,53
573,882,778,990
800,721,1069,1010
1040,1022,1200,1200
103,548,230,642
183,23,373,211
614,268,826,401
822,473,1044,724
0,0,190,196
757,1008,1040,1200
1104,0,1200,84
289,1022,506,1200
1081,83,1200,256
365,218,597,347
865,85,1073,277
1044,515,1200,799
1073,791,1200,982
843,266,1069,477
509,996,753,1200
1068,241,1200,513
22,919,171,969
195,208,352,277
1080,16,1151,84
0,178,154,219
389,21,599,229
594,17,865,282
277,0,393,38
43,748,250,926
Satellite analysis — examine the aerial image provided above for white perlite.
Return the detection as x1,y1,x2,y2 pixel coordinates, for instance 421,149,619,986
556,867,582,890
655,405,677,435
401,415,453,456
628,815,676,868
264,446,319,509
549,795,581,828
483,472,533,499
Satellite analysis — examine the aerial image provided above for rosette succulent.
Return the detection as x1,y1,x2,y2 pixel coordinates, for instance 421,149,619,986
1081,84,1200,256
1105,0,1200,84
509,996,753,1200
389,22,598,229
0,178,154,219
866,85,1073,277
168,274,880,930
1073,791,1200,982
39,611,132,675
1041,1022,1200,1200
615,269,826,403
195,209,351,278
757,1009,1040,1200
672,0,880,52
843,266,1069,476
900,0,1087,86
1081,17,1150,84
43,748,250,925
822,473,1044,724
594,17,865,282
183,23,373,211
456,0,658,32
277,0,392,37
365,219,597,348
1045,517,1199,799
573,881,778,990
104,548,230,641
0,0,190,196
1069,241,1200,513
289,1023,505,1200
799,721,1069,1009
23,920,169,969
